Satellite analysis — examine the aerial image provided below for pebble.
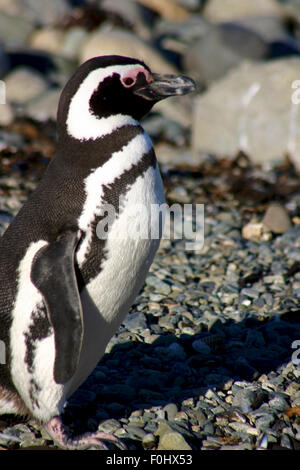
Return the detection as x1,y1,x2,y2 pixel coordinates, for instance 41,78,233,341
5,67,48,104
0,102,14,126
142,433,156,449
228,422,259,436
0,0,71,26
0,12,34,47
25,89,61,122
191,339,211,355
242,222,271,241
163,403,178,421
146,275,171,295
98,419,121,434
184,22,269,85
79,28,176,74
29,27,65,55
158,431,192,450
262,203,292,234
203,0,283,22
121,311,147,332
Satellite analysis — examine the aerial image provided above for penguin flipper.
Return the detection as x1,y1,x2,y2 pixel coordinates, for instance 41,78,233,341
31,229,83,385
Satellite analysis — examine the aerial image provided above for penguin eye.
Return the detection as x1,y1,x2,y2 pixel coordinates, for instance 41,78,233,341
122,77,136,88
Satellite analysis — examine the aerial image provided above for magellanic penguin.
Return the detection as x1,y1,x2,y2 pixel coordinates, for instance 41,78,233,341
0,55,196,449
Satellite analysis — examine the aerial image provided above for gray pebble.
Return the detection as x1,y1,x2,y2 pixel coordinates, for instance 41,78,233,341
163,403,178,421
232,388,268,413
124,425,147,440
192,339,211,355
268,395,290,412
121,311,147,332
146,275,172,295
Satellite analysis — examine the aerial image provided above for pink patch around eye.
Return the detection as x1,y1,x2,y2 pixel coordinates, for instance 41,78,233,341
122,68,151,88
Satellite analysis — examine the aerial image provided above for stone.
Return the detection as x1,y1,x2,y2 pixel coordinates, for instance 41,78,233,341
154,420,173,437
192,58,300,166
5,67,48,105
79,28,176,74
124,425,147,439
228,421,259,436
29,27,65,55
142,433,156,449
232,387,269,413
146,275,171,295
192,339,211,355
203,0,283,23
242,221,271,241
0,0,71,26
167,342,186,360
25,89,60,121
163,403,178,421
262,203,291,234
98,418,121,434
171,0,201,10
101,0,156,37
184,22,269,85
231,16,287,41
155,14,210,43
0,12,34,47
279,0,300,24
134,0,190,22
61,27,89,60
158,431,192,450
121,311,147,332
0,103,14,126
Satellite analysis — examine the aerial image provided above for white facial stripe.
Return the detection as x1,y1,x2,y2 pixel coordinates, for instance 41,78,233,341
76,131,153,264
66,64,147,141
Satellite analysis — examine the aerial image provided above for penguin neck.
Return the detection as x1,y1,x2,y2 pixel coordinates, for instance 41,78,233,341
57,120,146,170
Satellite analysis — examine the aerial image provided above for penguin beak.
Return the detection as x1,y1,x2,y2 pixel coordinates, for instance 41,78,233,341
134,73,197,101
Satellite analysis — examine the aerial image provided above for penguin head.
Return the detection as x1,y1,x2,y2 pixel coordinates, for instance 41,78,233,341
57,55,196,142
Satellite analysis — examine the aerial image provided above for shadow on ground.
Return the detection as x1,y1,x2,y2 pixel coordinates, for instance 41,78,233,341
61,309,300,449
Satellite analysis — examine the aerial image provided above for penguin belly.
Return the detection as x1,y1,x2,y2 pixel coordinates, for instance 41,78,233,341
66,163,165,397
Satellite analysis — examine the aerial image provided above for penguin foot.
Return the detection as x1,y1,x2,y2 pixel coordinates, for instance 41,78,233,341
44,416,127,450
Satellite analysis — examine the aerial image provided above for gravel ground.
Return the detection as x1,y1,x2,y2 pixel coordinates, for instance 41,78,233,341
0,120,300,450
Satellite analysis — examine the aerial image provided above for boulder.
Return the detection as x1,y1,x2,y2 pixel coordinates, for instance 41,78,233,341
79,28,176,74
203,0,283,23
192,58,300,167
5,67,48,104
184,22,269,85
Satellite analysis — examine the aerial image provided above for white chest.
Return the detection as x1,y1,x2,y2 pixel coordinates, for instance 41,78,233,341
68,160,165,395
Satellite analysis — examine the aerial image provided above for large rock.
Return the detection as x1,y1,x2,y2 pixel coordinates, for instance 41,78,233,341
203,0,283,22
158,432,192,450
101,0,156,39
29,27,65,55
79,28,177,74
279,0,300,24
192,58,300,167
134,0,190,22
5,67,48,104
25,88,60,121
0,103,15,126
184,22,269,85
231,15,287,41
0,12,34,47
0,0,71,26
